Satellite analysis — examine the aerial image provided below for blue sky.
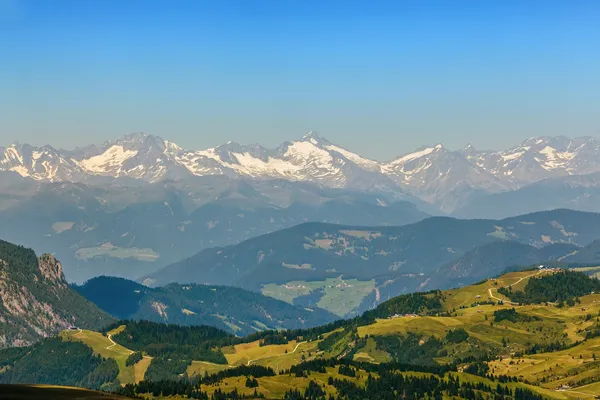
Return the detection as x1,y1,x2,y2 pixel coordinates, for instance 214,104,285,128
1,0,599,160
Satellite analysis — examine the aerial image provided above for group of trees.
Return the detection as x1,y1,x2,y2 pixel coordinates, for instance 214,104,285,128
445,328,469,343
498,271,600,304
374,333,443,365
116,365,275,398
144,357,192,382
125,352,143,366
259,333,288,346
493,308,540,323
281,371,544,400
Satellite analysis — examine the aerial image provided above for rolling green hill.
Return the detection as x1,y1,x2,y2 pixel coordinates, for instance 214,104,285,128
74,276,337,336
144,209,600,316
0,240,113,348
4,269,600,399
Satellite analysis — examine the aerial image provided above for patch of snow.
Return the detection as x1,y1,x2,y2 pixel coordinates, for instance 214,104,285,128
324,144,379,169
163,140,182,152
387,147,435,166
231,151,302,177
41,160,57,180
9,165,30,177
501,152,524,162
5,147,23,164
538,146,577,171
80,145,138,173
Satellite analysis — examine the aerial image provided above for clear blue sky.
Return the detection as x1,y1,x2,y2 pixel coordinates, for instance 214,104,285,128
1,0,599,160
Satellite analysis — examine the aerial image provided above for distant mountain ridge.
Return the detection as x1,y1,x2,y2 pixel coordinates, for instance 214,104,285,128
453,171,600,219
3,132,600,212
144,209,600,316
0,176,428,282
74,276,337,336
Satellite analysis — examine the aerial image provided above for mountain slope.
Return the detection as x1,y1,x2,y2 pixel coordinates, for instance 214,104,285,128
144,209,600,315
0,240,113,348
74,276,337,336
382,144,508,212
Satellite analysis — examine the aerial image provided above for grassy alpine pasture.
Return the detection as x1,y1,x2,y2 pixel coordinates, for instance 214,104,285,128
489,337,600,389
186,361,230,378
61,326,151,385
222,339,321,372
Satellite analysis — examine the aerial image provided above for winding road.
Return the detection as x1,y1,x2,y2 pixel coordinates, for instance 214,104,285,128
106,333,134,354
246,341,305,366
488,270,547,304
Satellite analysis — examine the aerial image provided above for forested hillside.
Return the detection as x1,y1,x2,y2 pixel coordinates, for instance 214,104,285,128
74,276,337,335
0,338,119,391
144,209,600,316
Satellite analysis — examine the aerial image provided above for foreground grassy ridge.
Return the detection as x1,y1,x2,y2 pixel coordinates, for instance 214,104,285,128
0,384,131,399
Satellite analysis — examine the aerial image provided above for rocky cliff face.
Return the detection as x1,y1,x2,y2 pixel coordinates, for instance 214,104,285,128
0,241,113,348
37,254,67,288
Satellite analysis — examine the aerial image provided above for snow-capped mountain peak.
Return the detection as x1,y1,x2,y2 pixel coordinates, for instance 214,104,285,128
3,133,600,212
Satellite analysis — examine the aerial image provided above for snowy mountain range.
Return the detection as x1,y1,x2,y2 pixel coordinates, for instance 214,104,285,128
2,132,600,212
